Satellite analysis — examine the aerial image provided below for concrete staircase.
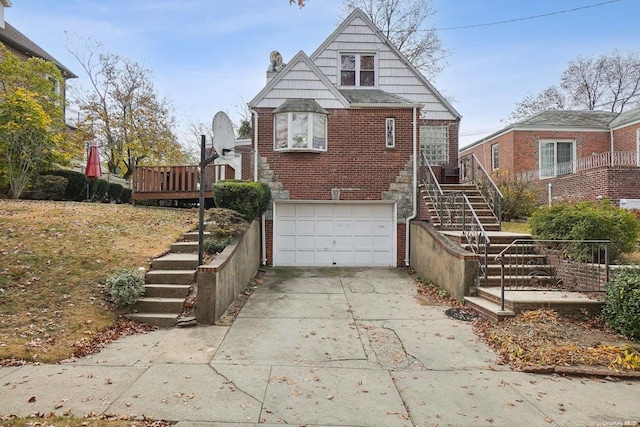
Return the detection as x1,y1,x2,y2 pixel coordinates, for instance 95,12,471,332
127,231,205,327
420,183,501,231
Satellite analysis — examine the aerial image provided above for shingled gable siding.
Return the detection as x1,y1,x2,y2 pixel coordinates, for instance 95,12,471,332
255,107,426,265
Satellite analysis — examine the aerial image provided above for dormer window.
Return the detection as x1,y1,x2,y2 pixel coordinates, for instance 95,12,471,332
340,53,376,87
273,99,328,152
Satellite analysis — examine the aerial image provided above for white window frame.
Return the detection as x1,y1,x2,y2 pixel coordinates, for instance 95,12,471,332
274,112,327,152
491,143,499,170
385,118,395,148
338,52,377,88
636,128,640,166
420,125,449,166
539,139,575,179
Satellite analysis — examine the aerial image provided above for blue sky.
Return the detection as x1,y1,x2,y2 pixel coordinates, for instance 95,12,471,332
6,0,639,148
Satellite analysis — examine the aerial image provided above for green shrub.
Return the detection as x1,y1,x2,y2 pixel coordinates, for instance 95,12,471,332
491,169,540,221
107,182,124,203
43,169,88,201
529,200,639,263
603,267,640,341
120,188,132,204
212,180,271,220
94,179,109,201
105,269,145,308
32,175,68,200
203,236,232,254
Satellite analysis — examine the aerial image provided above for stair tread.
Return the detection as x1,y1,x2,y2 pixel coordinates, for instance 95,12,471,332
155,253,198,260
464,296,515,315
146,269,196,274
137,297,185,302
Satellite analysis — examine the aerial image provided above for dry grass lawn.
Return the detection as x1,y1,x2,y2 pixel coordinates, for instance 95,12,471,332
0,200,198,363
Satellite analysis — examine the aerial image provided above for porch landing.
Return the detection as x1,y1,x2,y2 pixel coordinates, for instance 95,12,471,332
465,288,605,323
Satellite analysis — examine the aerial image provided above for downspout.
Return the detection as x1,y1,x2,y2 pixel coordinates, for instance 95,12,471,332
251,108,267,266
610,127,615,167
405,106,418,266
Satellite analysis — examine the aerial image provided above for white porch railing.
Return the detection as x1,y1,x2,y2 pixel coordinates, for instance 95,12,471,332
517,151,639,181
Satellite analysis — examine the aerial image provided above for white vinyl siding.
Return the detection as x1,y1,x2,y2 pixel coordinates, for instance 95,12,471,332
539,140,575,179
420,126,449,165
311,16,456,120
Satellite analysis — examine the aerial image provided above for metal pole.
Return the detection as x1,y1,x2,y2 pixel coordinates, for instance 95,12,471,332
500,255,505,312
198,135,206,266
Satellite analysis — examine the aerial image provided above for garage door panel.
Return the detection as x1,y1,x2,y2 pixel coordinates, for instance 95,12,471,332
274,202,395,266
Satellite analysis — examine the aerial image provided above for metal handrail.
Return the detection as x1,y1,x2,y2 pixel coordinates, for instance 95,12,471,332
461,193,491,286
421,152,491,286
459,153,503,228
494,238,610,311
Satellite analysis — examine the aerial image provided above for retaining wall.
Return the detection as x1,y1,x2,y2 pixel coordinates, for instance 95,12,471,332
196,219,261,324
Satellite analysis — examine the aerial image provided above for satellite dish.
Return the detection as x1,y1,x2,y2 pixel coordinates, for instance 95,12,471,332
211,111,235,156
270,50,282,72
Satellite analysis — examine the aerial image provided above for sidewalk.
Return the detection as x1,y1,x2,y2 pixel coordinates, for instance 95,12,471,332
1,267,639,426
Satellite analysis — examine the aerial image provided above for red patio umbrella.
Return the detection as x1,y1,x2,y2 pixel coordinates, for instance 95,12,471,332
85,143,102,179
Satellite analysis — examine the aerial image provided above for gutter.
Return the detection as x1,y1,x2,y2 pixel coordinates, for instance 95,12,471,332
251,108,268,266
405,106,418,266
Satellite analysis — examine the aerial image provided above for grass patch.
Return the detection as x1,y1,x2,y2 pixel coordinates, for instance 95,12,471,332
501,220,531,234
0,200,197,363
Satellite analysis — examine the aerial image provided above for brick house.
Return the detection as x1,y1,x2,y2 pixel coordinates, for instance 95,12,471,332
459,109,640,205
0,1,77,121
247,8,460,267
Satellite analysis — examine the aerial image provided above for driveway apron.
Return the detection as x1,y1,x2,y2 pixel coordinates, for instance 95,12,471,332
0,267,639,426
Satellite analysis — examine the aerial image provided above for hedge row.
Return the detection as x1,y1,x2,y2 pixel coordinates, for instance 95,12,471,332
28,169,132,204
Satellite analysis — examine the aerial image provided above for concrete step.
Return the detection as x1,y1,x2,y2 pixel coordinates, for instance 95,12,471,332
152,253,199,270
143,284,191,299
126,313,177,328
476,288,605,316
133,297,185,313
145,270,196,285
484,264,555,276
483,275,556,287
171,241,199,253
182,231,211,242
464,296,515,323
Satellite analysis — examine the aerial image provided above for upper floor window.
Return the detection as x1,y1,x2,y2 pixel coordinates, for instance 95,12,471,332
491,144,499,170
340,53,376,87
420,125,449,165
274,112,327,152
539,140,574,178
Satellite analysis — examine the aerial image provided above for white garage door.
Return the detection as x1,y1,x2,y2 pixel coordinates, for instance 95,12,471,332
274,202,396,267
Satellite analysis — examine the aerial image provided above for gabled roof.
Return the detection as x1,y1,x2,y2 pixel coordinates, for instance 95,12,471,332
0,21,77,78
249,50,349,109
310,8,459,119
609,106,640,129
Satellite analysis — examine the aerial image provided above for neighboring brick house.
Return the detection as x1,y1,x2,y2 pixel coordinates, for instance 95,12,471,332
248,8,460,267
459,109,640,205
0,1,77,121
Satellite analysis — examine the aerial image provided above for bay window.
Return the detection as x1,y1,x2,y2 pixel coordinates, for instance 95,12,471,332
274,112,327,151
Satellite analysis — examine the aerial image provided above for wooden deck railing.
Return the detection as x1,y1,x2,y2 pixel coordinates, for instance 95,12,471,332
132,164,234,200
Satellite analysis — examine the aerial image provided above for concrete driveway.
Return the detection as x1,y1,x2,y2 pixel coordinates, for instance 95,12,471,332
0,267,639,426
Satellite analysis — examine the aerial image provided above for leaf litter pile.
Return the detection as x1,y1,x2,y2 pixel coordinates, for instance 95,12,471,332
475,309,640,372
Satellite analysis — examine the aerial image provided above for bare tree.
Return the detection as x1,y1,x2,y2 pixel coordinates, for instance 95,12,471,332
507,51,640,122
67,39,185,179
342,0,447,80
505,86,567,123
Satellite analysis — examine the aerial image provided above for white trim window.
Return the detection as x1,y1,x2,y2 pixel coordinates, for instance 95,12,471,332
636,128,640,166
274,112,327,151
340,53,376,87
385,118,395,148
491,143,499,170
539,140,575,179
420,125,449,165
